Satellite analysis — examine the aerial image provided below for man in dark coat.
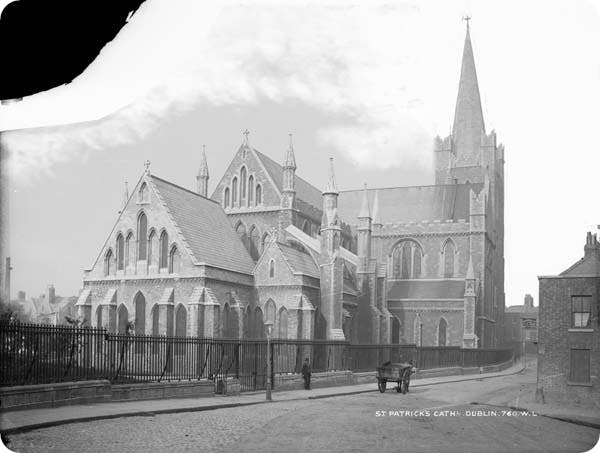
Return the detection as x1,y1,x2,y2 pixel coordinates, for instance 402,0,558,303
301,358,311,390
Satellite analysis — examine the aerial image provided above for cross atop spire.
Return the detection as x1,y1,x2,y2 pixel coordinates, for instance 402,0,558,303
144,160,151,174
462,15,471,31
324,157,338,195
243,129,250,146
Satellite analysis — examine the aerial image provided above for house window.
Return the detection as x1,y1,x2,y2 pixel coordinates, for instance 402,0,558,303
224,188,230,208
570,349,591,383
269,259,275,278
572,296,591,328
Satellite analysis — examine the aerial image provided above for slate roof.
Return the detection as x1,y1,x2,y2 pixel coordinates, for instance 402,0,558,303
150,175,255,275
337,183,483,225
254,150,323,211
387,280,465,300
277,242,320,279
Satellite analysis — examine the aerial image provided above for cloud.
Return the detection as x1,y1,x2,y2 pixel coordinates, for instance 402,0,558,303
1,1,448,182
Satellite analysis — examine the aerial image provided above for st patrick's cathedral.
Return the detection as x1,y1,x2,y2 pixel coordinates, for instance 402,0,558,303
77,24,505,348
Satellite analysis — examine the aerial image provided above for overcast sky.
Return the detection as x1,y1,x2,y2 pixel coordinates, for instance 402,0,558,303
1,0,599,307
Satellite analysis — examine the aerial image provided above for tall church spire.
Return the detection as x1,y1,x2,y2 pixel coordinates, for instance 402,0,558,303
358,183,370,219
452,18,485,167
196,145,209,197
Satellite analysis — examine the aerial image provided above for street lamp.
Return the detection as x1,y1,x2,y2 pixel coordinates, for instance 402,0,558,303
265,321,273,401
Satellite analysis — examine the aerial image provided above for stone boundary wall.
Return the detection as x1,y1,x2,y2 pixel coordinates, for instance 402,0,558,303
1,359,514,411
0,379,216,412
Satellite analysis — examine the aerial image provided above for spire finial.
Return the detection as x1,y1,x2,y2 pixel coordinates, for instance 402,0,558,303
122,181,129,207
144,160,151,174
284,132,297,169
198,145,209,178
462,15,471,31
324,157,338,194
243,129,250,145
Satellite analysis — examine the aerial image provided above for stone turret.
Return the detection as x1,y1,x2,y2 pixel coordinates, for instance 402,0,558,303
357,183,372,261
196,145,209,197
319,158,344,340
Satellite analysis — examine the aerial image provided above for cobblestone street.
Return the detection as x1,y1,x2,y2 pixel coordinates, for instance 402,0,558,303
6,365,599,453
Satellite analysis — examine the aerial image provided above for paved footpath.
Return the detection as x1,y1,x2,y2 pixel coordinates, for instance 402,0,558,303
2,358,598,435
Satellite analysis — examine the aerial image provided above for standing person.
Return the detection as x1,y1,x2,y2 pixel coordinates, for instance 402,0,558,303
301,358,311,390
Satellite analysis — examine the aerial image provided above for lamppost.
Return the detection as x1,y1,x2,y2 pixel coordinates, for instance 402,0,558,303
265,321,273,401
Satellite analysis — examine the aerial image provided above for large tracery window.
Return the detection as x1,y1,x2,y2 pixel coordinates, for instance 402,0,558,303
392,240,423,279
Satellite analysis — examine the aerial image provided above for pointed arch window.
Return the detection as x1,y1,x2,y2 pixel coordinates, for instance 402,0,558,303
269,259,275,278
137,212,148,260
148,230,156,266
224,188,230,208
169,245,180,274
443,240,455,278
265,299,276,325
248,226,260,261
125,232,134,267
279,307,288,339
138,182,148,203
248,175,254,206
438,318,447,346
116,234,124,270
392,240,423,279
256,184,262,205
104,249,113,276
240,167,247,200
159,231,169,269
232,177,238,206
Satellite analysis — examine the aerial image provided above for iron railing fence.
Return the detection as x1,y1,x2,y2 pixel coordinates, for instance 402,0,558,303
0,321,516,391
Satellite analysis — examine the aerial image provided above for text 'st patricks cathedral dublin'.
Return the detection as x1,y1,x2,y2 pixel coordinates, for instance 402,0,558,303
77,24,505,349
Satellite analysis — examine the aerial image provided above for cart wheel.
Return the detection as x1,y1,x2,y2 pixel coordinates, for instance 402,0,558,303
378,379,387,393
401,380,408,394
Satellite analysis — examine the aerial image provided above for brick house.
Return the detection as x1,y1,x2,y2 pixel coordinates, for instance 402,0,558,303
537,232,600,403
77,24,505,347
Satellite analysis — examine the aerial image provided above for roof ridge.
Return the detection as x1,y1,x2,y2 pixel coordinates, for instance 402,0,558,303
339,182,483,193
150,175,219,205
